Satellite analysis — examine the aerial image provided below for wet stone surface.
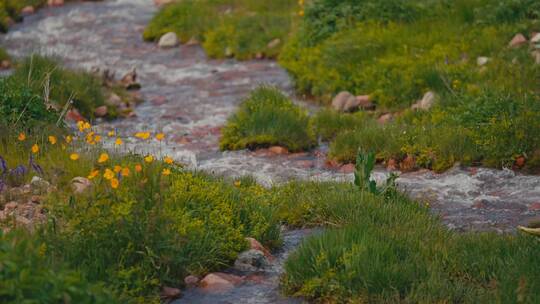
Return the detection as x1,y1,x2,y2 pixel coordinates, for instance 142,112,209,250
2,0,540,235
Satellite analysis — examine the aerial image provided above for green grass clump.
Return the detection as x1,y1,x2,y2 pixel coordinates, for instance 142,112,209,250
0,47,9,61
9,55,109,120
220,86,316,152
280,181,540,303
0,0,49,32
144,0,298,60
0,230,119,304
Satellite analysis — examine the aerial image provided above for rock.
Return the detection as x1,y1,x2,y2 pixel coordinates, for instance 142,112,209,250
255,52,264,60
412,91,436,111
477,56,489,66
106,93,122,106
515,156,526,168
530,33,540,44
21,6,35,15
16,216,31,226
387,158,398,171
158,32,179,48
184,275,200,287
532,50,540,64
377,113,393,124
339,163,355,174
269,146,288,155
356,95,375,110
30,176,50,190
94,105,108,117
48,0,64,6
120,69,141,90
245,237,272,259
185,37,200,46
200,273,242,293
529,202,540,211
4,201,18,212
400,155,416,172
30,195,41,204
71,177,92,194
66,109,85,122
508,33,527,48
234,249,269,272
0,60,11,70
332,91,356,112
161,286,181,299
267,38,281,49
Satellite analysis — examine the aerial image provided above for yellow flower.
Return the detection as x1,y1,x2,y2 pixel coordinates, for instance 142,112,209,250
144,155,154,163
70,153,80,161
114,165,122,173
115,138,123,146
164,156,174,164
94,135,102,143
48,136,57,145
234,180,241,187
298,9,304,16
65,135,72,143
77,121,85,132
83,122,91,130
98,153,109,163
103,168,115,180
162,168,171,176
156,133,165,141
88,169,100,179
135,164,143,172
18,133,26,141
31,144,39,154
108,131,115,137
121,167,130,177
135,132,151,140
110,178,119,189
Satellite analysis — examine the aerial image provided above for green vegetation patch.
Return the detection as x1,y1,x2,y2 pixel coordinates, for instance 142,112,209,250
220,86,316,152
144,0,299,60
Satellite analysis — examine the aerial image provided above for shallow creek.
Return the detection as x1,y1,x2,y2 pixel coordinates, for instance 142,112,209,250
2,1,540,302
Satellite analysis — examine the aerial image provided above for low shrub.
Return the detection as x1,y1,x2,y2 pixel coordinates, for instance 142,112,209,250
144,0,298,60
220,86,316,152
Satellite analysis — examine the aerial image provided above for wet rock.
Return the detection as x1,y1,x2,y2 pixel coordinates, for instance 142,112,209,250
529,202,540,211
412,91,436,111
377,113,393,124
94,105,108,117
161,286,181,300
387,158,398,171
477,56,489,66
246,237,272,259
71,177,92,194
234,249,269,272
48,0,64,7
21,6,35,15
184,275,200,287
0,60,11,70
332,91,356,112
515,156,526,168
120,69,141,90
158,32,179,48
267,38,281,49
269,146,288,155
200,273,242,293
508,33,527,48
339,163,355,174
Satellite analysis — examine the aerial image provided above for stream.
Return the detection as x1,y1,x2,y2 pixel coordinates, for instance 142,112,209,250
2,0,540,302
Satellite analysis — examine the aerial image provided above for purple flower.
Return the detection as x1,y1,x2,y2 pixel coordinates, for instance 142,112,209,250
0,155,7,175
11,165,28,177
29,156,44,175
0,179,4,192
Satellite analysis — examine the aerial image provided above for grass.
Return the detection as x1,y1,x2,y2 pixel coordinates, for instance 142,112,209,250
143,0,299,60
278,178,540,303
0,47,9,62
220,86,316,152
0,0,50,32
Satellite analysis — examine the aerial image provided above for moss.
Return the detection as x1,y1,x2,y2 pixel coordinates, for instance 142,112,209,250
220,86,316,152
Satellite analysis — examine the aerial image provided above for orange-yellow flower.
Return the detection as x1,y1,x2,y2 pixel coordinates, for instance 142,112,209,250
162,168,171,176
234,180,241,187
94,135,102,143
107,131,115,137
83,122,91,130
77,121,85,132
135,164,143,172
114,165,122,173
135,132,151,140
156,133,165,141
31,144,39,154
98,153,109,163
164,156,174,164
88,169,100,179
110,178,119,189
48,136,57,145
121,167,130,177
144,155,154,163
115,138,123,146
18,133,26,141
70,153,80,161
65,135,73,143
103,168,115,180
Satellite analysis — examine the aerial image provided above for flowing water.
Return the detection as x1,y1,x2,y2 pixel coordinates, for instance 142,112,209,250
2,1,540,302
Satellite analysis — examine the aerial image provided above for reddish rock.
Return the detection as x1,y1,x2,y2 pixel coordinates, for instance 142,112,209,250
48,0,64,7
529,202,540,211
21,6,35,15
94,105,108,117
71,177,92,194
378,113,393,124
175,136,192,144
30,196,41,204
66,109,85,122
268,146,288,155
515,156,526,168
154,0,174,6
245,274,266,284
400,155,416,172
0,60,11,70
161,286,181,299
296,160,314,169
469,167,478,175
339,163,356,174
324,159,340,170
246,237,272,260
200,273,243,293
387,158,398,171
509,33,527,48
184,275,200,287
4,202,18,212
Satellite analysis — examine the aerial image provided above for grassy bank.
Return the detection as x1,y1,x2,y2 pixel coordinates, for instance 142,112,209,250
143,0,299,59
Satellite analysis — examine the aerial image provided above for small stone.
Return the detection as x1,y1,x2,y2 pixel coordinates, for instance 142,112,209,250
267,38,281,49
529,202,540,211
0,60,11,70
158,32,179,48
332,91,356,112
30,196,41,204
31,176,50,190
48,0,64,6
66,109,85,122
245,237,272,259
200,273,242,293
530,33,540,44
412,91,436,111
476,56,489,66
355,95,375,111
184,275,200,287
120,69,141,90
387,158,398,171
532,50,540,64
185,37,200,46
515,156,526,168
94,105,108,117
508,33,527,48
269,146,288,155
71,177,92,194
161,286,181,299
106,93,122,106
339,164,355,174
234,249,269,272
21,6,35,15
377,113,393,124
4,201,18,212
